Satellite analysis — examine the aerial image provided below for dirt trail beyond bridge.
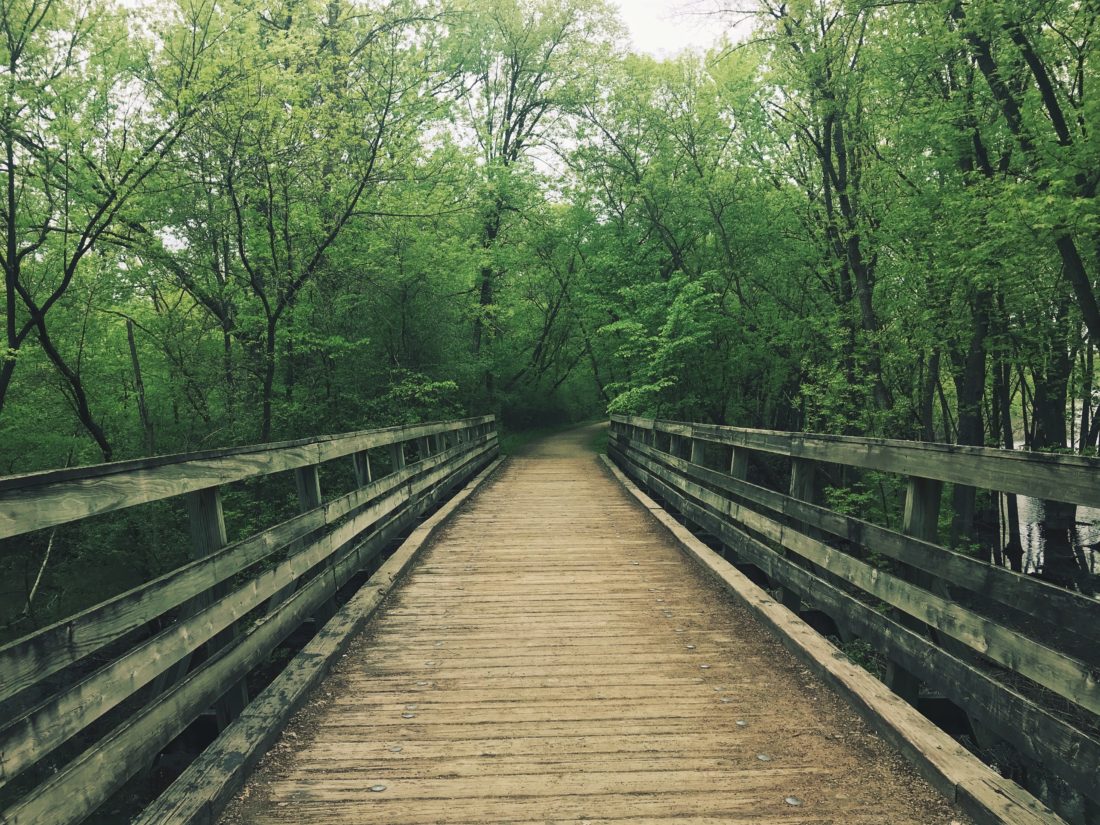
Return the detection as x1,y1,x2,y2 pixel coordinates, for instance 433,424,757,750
223,425,967,824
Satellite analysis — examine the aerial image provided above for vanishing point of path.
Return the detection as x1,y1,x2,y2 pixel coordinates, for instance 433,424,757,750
223,426,968,824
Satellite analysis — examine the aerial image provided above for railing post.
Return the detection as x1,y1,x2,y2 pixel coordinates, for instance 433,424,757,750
689,437,705,466
185,486,249,728
729,446,748,479
294,465,322,510
390,440,406,473
779,457,818,612
353,450,372,487
418,436,432,460
884,476,942,704
283,463,337,622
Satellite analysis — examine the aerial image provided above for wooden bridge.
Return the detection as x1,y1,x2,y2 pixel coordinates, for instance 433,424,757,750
1,416,1098,825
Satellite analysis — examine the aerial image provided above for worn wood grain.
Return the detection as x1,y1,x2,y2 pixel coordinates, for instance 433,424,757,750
617,436,1100,648
610,444,1098,813
221,427,967,825
612,414,1100,507
0,417,493,540
0,435,494,709
618,441,1100,716
604,451,1065,825
132,457,504,825
0,429,497,825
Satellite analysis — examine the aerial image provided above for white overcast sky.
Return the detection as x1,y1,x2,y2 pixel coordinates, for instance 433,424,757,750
611,0,732,58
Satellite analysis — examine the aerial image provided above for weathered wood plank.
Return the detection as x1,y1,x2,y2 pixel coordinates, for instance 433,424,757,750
621,443,1100,716
131,457,503,825
218,428,968,825
0,417,493,540
612,414,1100,507
610,446,1100,809
618,437,1100,645
0,435,494,707
0,439,498,825
605,452,1066,825
0,443,496,788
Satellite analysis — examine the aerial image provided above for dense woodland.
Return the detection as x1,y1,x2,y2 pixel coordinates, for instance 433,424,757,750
2,0,1099,627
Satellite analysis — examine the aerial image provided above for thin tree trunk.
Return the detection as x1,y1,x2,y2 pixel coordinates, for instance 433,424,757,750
34,316,112,460
260,316,278,442
995,359,1024,571
127,319,155,455
1080,339,1093,453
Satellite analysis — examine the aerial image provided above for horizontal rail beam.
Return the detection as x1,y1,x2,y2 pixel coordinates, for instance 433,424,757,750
0,438,496,787
619,441,1100,715
618,437,1100,645
611,442,1100,809
0,434,493,707
1,434,497,825
612,414,1100,507
0,417,494,539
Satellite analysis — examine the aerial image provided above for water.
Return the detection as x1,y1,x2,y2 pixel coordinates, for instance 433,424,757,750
1003,495,1100,585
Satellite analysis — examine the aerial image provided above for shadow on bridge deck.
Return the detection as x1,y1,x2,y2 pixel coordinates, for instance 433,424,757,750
221,426,968,824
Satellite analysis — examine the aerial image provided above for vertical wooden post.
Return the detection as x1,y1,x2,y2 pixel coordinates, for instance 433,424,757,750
718,446,751,561
780,458,818,612
789,457,816,503
418,436,432,460
185,486,248,728
353,451,372,487
689,438,705,466
187,486,228,553
294,465,322,511
884,476,942,704
729,446,748,480
903,476,942,542
390,440,406,473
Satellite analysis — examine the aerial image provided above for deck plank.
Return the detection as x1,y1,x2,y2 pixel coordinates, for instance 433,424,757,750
221,427,967,825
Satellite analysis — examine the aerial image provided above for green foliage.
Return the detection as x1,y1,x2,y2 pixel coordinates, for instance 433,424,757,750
2,0,1099,643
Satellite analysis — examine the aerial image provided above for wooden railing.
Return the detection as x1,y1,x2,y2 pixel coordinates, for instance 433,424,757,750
609,413,1100,821
0,416,498,825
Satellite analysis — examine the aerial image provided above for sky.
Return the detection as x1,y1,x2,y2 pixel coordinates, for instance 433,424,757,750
611,0,730,58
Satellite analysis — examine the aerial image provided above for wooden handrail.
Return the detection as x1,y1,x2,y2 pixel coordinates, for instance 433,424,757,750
0,416,494,539
0,417,499,825
608,417,1100,821
611,414,1100,507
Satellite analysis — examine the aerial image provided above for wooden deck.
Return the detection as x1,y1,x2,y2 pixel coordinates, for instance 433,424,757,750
222,426,967,824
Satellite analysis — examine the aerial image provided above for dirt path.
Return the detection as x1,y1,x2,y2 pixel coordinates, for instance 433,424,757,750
222,425,967,824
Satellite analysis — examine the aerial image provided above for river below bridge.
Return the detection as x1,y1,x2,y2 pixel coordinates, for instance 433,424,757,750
1007,496,1100,586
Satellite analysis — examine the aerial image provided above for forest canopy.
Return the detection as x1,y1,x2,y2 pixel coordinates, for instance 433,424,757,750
1,0,1097,472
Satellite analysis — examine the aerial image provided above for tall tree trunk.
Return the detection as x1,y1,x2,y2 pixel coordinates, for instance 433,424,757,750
223,322,236,416
2,127,20,417
261,316,277,442
126,319,155,455
1031,330,1080,589
1080,339,1093,453
950,290,990,552
34,317,112,460
994,358,1024,571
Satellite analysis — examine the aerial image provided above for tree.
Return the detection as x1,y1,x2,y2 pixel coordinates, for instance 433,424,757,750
449,0,620,398
0,0,225,457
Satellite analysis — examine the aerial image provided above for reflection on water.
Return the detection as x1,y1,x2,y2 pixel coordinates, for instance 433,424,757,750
1003,495,1100,588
